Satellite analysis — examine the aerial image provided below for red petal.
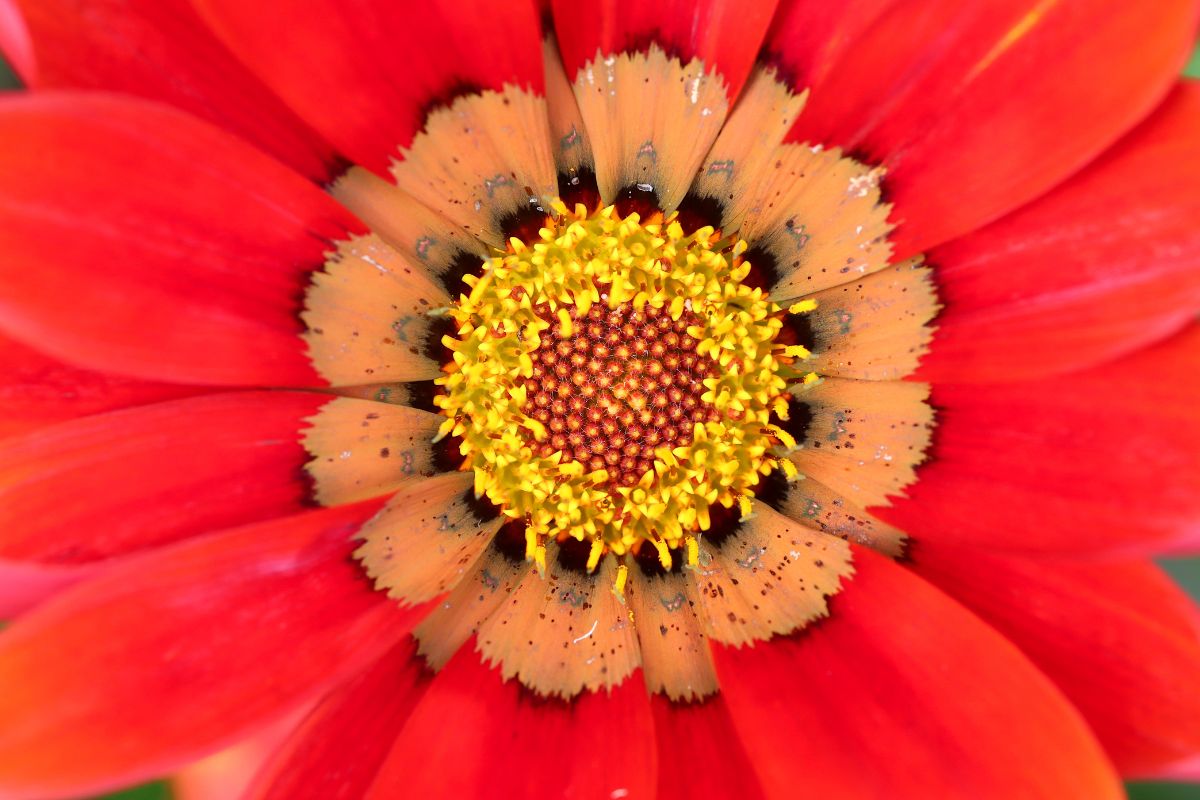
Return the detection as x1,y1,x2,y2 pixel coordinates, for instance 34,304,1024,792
908,543,1200,776
0,0,340,182
0,391,327,565
0,559,90,618
0,0,33,79
193,0,545,177
0,500,412,800
918,80,1200,383
0,330,186,614
174,714,299,800
367,648,656,799
245,639,429,800
1153,754,1200,781
762,0,898,88
0,333,202,441
879,326,1200,556
551,0,780,100
715,546,1123,799
651,694,766,800
772,0,1199,255
0,93,363,386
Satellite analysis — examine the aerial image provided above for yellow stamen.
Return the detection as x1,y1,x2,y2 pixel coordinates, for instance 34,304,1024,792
612,563,630,602
652,538,673,571
585,538,604,573
738,494,755,521
788,298,819,314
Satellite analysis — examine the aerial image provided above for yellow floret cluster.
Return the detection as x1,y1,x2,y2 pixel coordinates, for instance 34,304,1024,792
435,201,812,575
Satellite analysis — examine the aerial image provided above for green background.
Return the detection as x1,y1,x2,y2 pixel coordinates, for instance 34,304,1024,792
0,34,1198,800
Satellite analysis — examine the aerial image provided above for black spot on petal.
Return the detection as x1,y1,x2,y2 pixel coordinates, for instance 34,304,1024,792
499,202,552,244
438,250,485,295
462,487,502,524
558,168,601,211
741,244,780,293
781,397,814,445
703,502,745,551
431,434,466,473
556,536,595,574
674,193,724,234
405,380,441,413
492,519,530,564
613,183,662,220
755,468,791,509
421,315,456,364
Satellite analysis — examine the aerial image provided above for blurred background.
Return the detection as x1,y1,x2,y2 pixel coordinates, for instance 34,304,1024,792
0,34,1198,800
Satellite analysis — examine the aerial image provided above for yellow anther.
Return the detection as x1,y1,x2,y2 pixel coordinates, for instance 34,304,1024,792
788,299,819,314
652,538,673,570
783,344,812,359
779,458,800,480
612,563,630,603
737,494,755,521
773,425,798,450
586,539,604,573
685,535,699,568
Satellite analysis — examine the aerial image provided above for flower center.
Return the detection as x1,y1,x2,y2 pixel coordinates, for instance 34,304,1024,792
522,301,719,488
435,202,812,583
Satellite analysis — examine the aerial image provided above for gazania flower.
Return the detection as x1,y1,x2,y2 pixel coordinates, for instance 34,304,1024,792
0,0,1198,797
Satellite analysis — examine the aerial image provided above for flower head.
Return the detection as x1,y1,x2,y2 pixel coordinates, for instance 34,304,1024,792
0,1,1198,798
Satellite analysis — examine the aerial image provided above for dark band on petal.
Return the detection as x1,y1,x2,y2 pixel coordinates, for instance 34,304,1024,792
558,167,601,210
781,397,815,444
492,519,531,564
404,380,442,413
700,503,745,551
430,434,466,473
498,201,553,244
555,535,596,573
613,183,663,219
420,315,457,365
674,193,725,234
754,468,791,508
461,487,503,525
634,542,687,577
438,250,487,295
740,243,781,292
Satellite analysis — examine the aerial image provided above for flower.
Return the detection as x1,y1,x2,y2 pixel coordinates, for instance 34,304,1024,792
0,0,1198,797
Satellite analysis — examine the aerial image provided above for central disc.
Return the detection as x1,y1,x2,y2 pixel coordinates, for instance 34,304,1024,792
523,301,718,488
435,201,800,572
